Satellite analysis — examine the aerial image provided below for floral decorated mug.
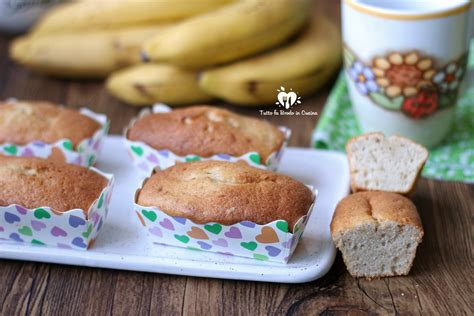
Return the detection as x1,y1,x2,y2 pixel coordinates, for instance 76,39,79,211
342,0,472,147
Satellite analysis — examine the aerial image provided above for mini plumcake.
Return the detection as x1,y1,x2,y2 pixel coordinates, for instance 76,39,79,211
137,160,314,230
0,100,101,148
0,156,107,213
331,191,424,279
346,133,428,194
127,105,285,162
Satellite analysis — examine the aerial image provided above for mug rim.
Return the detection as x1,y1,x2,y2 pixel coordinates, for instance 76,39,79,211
343,0,472,20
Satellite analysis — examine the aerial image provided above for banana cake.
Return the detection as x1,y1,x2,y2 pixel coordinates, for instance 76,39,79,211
331,191,423,279
0,100,101,148
136,160,313,231
0,156,108,213
127,105,285,161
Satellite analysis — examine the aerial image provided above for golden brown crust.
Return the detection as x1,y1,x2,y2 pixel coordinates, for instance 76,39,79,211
0,100,101,148
127,105,285,161
137,161,313,231
330,191,424,237
0,156,107,213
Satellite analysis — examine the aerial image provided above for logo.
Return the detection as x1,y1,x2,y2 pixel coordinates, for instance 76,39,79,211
276,86,301,109
259,86,318,117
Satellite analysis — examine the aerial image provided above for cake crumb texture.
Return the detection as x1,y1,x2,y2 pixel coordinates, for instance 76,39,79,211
346,132,428,194
331,191,423,279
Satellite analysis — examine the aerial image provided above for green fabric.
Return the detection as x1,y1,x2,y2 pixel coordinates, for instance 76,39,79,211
312,44,474,183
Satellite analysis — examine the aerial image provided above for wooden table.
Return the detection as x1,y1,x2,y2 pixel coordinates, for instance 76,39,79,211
0,2,472,315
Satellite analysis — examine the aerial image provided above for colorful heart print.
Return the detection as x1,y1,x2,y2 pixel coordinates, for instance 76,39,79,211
146,153,159,164
125,125,289,176
240,221,256,228
97,194,104,209
62,140,73,151
248,153,261,165
240,241,258,251
253,253,269,261
82,224,93,238
159,218,175,231
0,109,107,168
255,227,279,243
224,227,242,239
142,209,157,222
149,226,163,237
69,215,86,228
173,217,187,225
3,145,17,155
15,205,28,215
21,148,34,157
197,241,212,250
4,212,20,224
174,234,190,244
31,239,45,246
18,226,33,236
187,227,209,240
31,220,46,231
0,170,113,251
212,238,228,247
276,221,289,233
72,237,87,249
131,145,144,156
51,226,68,237
34,208,51,219
9,233,23,242
265,245,282,257
204,224,222,234
134,171,313,263
185,155,201,162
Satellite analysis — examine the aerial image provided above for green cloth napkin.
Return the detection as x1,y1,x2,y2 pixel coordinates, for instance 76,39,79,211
312,47,474,183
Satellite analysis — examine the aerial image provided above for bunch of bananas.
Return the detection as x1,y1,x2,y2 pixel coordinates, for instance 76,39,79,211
9,0,341,106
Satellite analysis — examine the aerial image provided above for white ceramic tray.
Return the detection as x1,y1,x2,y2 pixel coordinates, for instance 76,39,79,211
0,136,350,283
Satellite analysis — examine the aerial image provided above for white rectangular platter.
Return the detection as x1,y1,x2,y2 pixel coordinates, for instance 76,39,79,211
0,135,349,283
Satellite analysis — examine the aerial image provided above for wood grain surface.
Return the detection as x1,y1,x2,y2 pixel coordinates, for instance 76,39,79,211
0,1,472,315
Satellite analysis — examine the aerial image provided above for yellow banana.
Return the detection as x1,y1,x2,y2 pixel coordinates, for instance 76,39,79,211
10,25,169,78
198,16,342,105
33,0,234,35
106,64,213,106
143,0,311,68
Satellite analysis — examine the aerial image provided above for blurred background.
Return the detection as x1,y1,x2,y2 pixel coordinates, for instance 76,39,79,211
0,0,341,145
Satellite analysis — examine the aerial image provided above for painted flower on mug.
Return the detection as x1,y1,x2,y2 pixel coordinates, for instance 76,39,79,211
349,61,378,95
401,87,438,119
371,52,435,98
344,45,467,119
432,62,464,93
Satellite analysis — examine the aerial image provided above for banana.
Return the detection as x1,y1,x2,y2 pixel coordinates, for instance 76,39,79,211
33,0,234,35
198,16,341,105
10,25,169,78
106,64,213,106
143,0,311,68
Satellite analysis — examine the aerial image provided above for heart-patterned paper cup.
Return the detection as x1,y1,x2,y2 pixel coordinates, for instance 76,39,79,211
134,176,317,263
0,103,109,167
124,104,291,175
0,169,114,250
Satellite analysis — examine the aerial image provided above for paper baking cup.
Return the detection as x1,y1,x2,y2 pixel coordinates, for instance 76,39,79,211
0,169,114,250
134,180,317,263
0,106,109,167
124,104,291,175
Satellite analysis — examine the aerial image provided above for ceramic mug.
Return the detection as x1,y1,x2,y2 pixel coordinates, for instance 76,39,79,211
342,0,472,148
